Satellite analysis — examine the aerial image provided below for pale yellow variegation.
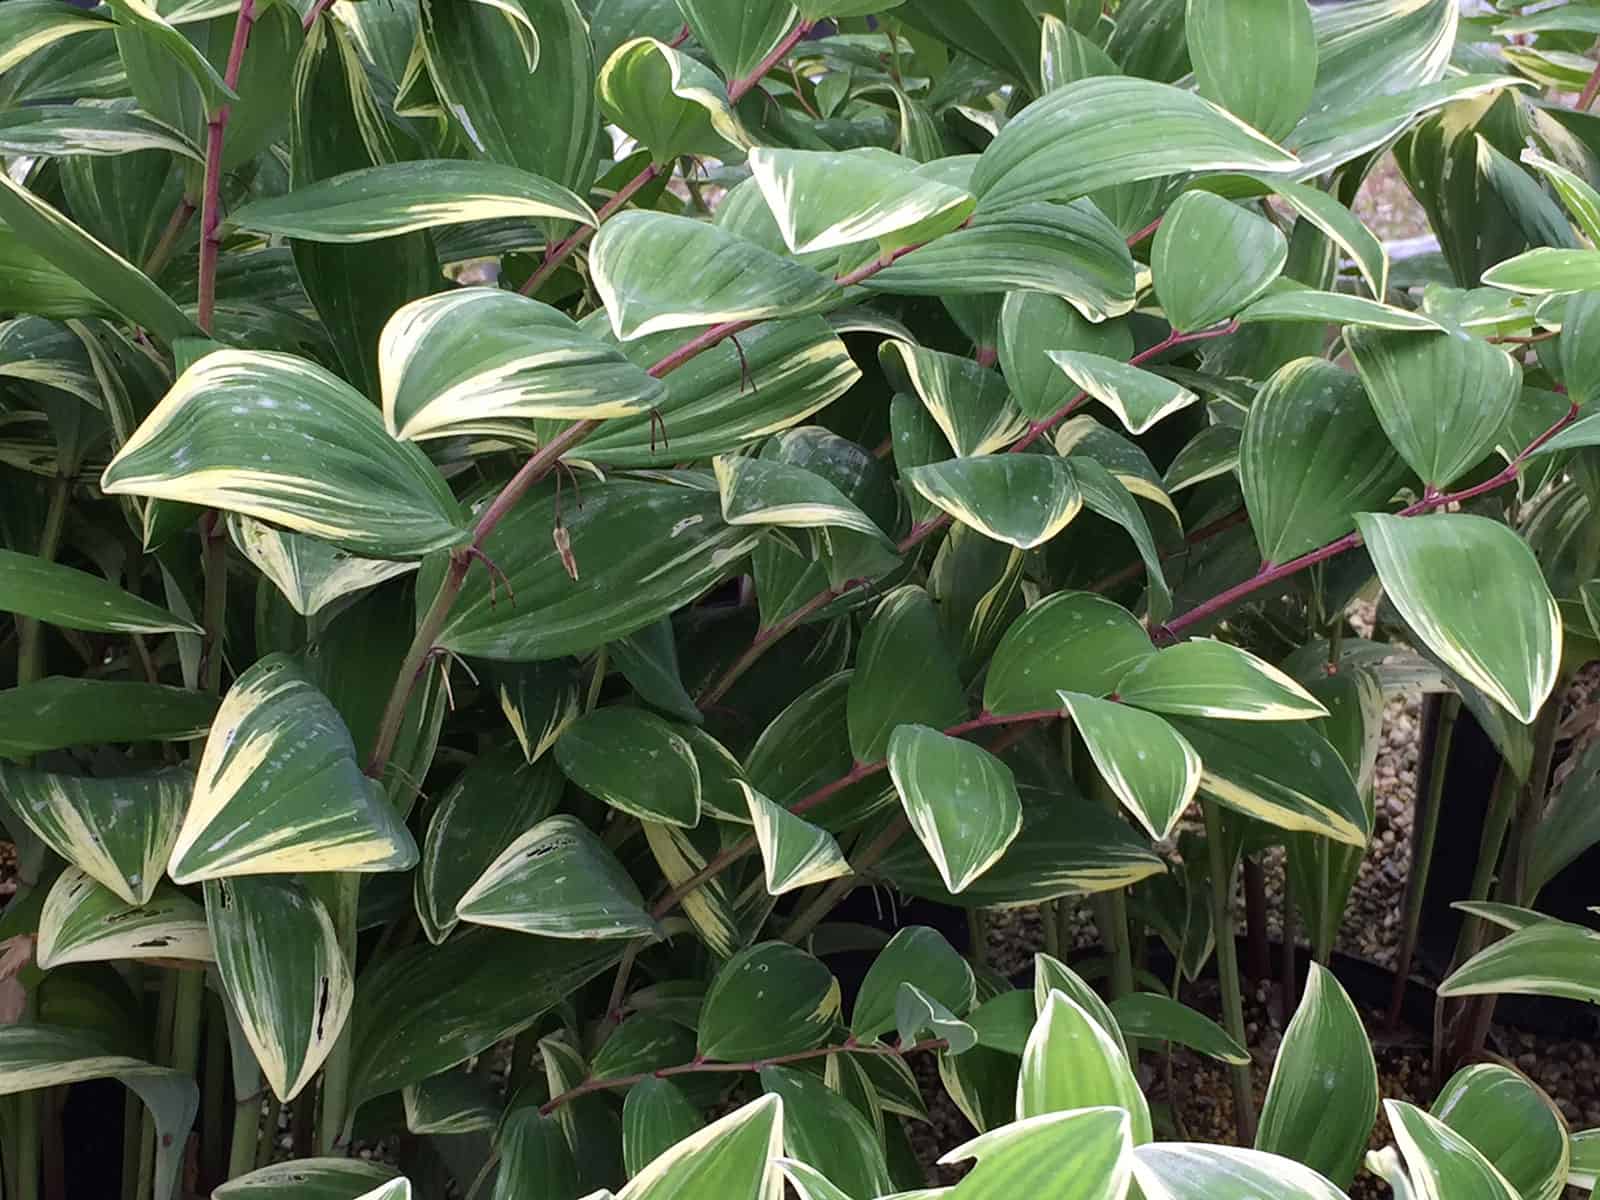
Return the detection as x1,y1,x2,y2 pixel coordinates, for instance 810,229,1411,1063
643,821,739,957
1048,351,1200,436
615,1094,784,1200
37,868,212,969
739,781,850,896
227,516,416,618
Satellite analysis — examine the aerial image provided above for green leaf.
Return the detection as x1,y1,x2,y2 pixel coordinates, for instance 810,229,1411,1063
1261,178,1389,298
415,748,562,943
971,77,1298,210
1380,1100,1521,1200
1068,455,1175,624
38,869,210,970
1020,990,1152,1142
0,2,113,76
579,317,861,467
0,678,215,758
761,1066,894,1200
455,815,657,939
1048,351,1200,435
1040,15,1118,91
774,1159,855,1200
0,104,200,159
167,654,417,883
1059,693,1199,840
230,159,595,242
1439,919,1600,1003
0,1024,197,1200
1256,963,1378,1188
642,820,743,958
881,338,1025,457
674,0,797,79
887,724,1024,894
102,350,464,559
939,1106,1134,1199
0,763,187,905
592,212,839,340
349,932,620,1103
213,1159,407,1199
0,169,197,345
1133,1143,1351,1199
614,1093,783,1200
434,476,758,661
227,517,415,619
1153,192,1287,332
105,0,235,116
905,455,1082,550
999,291,1133,423
623,1079,704,1179
1166,715,1368,845
1034,953,1126,1057
1187,0,1316,140
420,0,598,192
1109,992,1248,1064
0,548,191,634
895,0,1043,93
1571,1128,1600,1191
206,875,353,1102
697,942,841,1061
381,288,663,442
860,200,1139,323
486,661,582,765
715,454,888,540
897,981,978,1054
1431,1064,1569,1200
985,592,1152,716
742,781,850,896
1344,329,1520,488
1521,150,1600,246
1531,738,1600,895
1358,512,1560,724
598,36,746,165
1481,247,1600,295
848,585,966,761
749,147,975,254
555,707,701,827
851,926,976,1042
1115,639,1327,721
402,1072,497,1136
1240,357,1411,563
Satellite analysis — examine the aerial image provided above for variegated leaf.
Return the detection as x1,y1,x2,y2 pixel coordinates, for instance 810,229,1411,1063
698,942,841,1061
380,288,663,443
591,211,840,341
1378,1101,1521,1200
206,875,354,1103
615,1093,784,1200
1430,1064,1570,1200
1047,351,1200,436
643,819,741,957
402,1071,498,1136
1358,512,1560,725
213,1158,407,1199
555,706,702,827
984,592,1153,716
0,1024,196,1200
715,453,888,539
0,548,201,634
1059,693,1200,840
454,814,658,939
880,339,1026,456
37,868,211,969
227,516,416,618
905,455,1082,550
1134,1144,1350,1200
485,661,581,764
938,1107,1134,1199
741,780,850,896
748,146,974,254
0,1,114,76
1115,639,1328,721
1020,990,1152,1143
168,654,417,883
888,724,1023,895
0,762,188,905
598,36,748,165
1152,192,1287,332
228,159,595,242
101,350,465,559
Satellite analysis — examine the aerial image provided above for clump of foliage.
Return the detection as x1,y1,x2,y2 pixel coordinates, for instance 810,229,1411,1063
4,0,1600,1197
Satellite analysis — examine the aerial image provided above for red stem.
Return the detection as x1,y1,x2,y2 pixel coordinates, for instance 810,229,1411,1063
519,163,662,297
539,1037,943,1117
302,0,336,30
197,0,257,334
1581,56,1600,111
1156,403,1581,640
727,22,813,104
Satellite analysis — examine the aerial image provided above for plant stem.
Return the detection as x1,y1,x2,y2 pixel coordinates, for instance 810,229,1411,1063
16,473,70,687
1160,403,1581,640
1388,693,1459,1029
142,199,195,280
1202,800,1256,1143
782,817,908,944
315,875,360,1153
540,1034,944,1118
518,164,661,297
1581,55,1600,110
198,512,228,697
226,1094,259,1181
197,0,257,334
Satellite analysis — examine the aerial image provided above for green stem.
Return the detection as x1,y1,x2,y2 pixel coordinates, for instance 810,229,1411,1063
202,992,227,1185
1389,693,1459,1029
141,198,195,281
121,1085,142,1200
16,474,71,686
198,513,228,697
226,1094,259,1181
1203,800,1256,1143
255,1096,280,1169
1085,771,1133,1000
967,910,989,970
1042,899,1061,958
